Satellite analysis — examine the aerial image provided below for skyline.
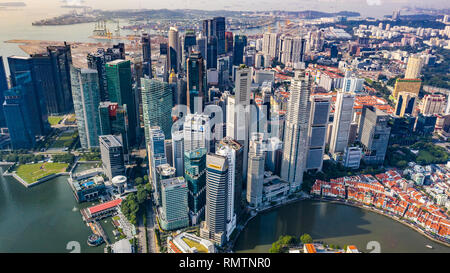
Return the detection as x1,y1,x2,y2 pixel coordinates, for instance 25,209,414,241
1,0,450,18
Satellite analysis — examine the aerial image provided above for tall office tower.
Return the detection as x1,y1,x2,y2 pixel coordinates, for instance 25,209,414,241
225,31,234,53
232,35,247,66
168,27,180,73
7,56,51,135
246,133,266,208
234,67,252,179
3,72,41,149
262,32,279,59
187,51,206,114
213,17,226,55
404,55,423,79
279,35,293,65
200,153,228,246
141,33,152,78
184,29,197,52
202,19,214,37
98,101,129,155
329,92,355,158
421,94,446,115
99,135,125,180
183,113,211,154
395,92,417,117
217,56,230,90
358,106,391,165
159,177,189,230
8,45,73,114
172,130,185,177
206,36,218,70
105,60,137,146
215,137,243,239
393,78,421,99
165,139,173,166
184,148,207,225
281,70,312,191
196,35,207,64
44,44,74,113
87,44,125,101
148,126,168,186
141,78,173,141
0,57,8,127
255,53,264,69
266,137,283,174
154,163,176,206
306,96,330,171
70,67,101,149
226,95,236,139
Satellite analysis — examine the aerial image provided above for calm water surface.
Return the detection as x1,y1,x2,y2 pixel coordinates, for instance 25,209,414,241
234,200,450,253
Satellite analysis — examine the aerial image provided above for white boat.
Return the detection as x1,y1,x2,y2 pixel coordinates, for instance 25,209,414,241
426,245,433,249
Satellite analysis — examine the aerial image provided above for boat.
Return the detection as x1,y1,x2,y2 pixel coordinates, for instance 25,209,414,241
425,244,433,249
87,234,104,247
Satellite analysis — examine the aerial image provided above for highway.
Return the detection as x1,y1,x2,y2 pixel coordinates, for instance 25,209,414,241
146,200,159,253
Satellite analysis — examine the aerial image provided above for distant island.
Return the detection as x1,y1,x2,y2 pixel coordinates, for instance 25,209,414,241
0,2,26,7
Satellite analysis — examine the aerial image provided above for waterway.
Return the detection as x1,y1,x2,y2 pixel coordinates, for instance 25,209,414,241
234,200,450,253
0,166,103,253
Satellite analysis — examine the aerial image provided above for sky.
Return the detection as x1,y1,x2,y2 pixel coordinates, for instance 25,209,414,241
15,0,450,13
0,0,450,18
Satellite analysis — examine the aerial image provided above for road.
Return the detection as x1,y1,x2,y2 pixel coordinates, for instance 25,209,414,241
136,214,147,253
146,200,159,253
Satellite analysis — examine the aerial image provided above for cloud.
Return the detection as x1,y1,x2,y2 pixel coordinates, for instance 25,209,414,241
366,0,382,6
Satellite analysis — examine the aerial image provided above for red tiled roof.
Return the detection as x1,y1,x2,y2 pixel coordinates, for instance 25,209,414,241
88,199,122,214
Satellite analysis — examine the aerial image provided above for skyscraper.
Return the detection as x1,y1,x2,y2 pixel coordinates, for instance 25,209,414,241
98,101,129,155
246,133,266,208
183,113,211,154
404,55,423,79
395,92,417,117
329,92,354,158
215,137,243,239
233,35,247,66
0,56,8,127
106,59,137,145
206,36,218,69
168,27,180,73
148,126,168,190
172,130,184,177
141,78,173,141
213,17,226,55
3,72,40,149
100,135,125,180
225,31,234,54
200,153,228,246
155,163,176,207
421,94,445,115
141,33,153,78
358,106,391,165
70,66,101,149
87,43,125,101
159,177,189,231
232,67,252,179
187,51,206,114
306,96,330,171
281,70,312,191
184,148,207,225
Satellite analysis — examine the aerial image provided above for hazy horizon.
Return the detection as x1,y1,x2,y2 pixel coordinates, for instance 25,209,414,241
3,0,450,17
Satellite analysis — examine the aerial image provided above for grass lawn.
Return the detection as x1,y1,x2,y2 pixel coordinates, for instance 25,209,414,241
16,162,68,184
48,116,64,126
50,131,77,149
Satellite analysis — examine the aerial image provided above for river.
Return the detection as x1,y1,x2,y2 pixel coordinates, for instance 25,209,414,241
0,165,104,253
234,200,450,253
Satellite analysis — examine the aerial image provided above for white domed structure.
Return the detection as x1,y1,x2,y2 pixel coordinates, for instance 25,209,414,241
112,175,127,194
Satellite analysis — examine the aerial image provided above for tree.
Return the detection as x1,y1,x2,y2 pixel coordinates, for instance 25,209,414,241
300,233,313,244
135,177,144,185
269,242,284,253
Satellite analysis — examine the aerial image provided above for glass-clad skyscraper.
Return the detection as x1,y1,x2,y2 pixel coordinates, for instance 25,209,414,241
141,78,173,141
184,148,207,225
70,66,101,148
